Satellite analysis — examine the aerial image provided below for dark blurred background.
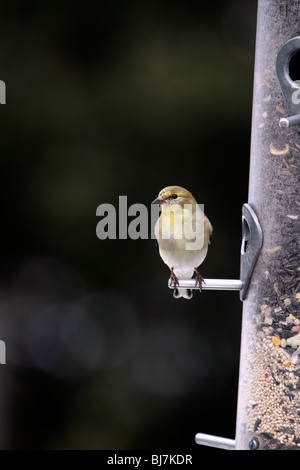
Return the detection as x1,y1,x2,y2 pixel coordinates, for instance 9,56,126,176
0,0,256,450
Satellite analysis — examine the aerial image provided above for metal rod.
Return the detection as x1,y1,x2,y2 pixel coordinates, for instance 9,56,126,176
168,278,242,291
195,433,236,450
279,114,300,128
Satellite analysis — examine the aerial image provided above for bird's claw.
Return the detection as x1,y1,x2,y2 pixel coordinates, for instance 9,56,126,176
170,268,179,289
194,268,204,291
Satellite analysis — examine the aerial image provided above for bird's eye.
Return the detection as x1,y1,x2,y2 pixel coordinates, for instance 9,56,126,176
171,194,178,199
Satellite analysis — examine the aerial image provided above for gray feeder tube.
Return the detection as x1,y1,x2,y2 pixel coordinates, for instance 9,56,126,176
235,0,300,450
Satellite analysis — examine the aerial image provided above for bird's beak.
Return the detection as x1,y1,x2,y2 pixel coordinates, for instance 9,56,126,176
151,196,165,205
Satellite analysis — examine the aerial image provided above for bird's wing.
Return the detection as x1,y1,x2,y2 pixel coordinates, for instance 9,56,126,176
209,224,213,244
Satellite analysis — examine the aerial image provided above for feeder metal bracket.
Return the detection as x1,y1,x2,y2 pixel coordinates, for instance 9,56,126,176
276,36,300,132
239,203,263,301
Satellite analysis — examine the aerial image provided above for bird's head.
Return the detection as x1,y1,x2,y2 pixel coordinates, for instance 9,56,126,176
152,186,196,207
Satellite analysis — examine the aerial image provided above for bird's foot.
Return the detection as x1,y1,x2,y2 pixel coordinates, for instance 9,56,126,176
194,268,204,291
170,268,179,290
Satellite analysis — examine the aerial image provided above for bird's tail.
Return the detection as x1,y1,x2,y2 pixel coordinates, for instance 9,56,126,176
174,287,193,299
173,269,194,300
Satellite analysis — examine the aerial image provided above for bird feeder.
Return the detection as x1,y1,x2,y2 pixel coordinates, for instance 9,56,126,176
195,0,300,450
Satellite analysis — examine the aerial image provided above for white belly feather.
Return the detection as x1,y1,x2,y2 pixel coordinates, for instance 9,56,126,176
155,204,210,279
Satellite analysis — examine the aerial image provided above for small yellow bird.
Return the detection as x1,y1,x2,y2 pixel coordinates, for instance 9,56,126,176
152,186,212,299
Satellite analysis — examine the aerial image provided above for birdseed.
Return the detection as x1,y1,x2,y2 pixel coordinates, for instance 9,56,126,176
237,291,300,449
